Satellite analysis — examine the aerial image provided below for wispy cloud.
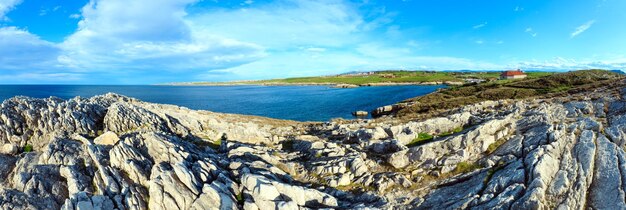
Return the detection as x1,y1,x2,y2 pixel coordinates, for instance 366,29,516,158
60,0,267,72
512,56,626,70
514,6,524,12
571,20,595,38
0,27,61,70
525,27,537,37
473,22,487,29
0,0,22,20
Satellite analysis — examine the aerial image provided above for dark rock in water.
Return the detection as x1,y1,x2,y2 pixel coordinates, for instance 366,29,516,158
371,104,406,117
1,79,626,209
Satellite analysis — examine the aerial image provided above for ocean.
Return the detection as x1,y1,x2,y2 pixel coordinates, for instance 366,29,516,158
0,85,444,121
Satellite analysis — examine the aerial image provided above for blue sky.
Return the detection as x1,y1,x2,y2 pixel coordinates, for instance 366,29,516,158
0,0,625,84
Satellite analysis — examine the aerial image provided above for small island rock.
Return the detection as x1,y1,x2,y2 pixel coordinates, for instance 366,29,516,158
334,84,359,88
352,110,368,116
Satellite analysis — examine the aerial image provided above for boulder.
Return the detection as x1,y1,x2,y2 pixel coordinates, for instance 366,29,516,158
94,131,120,145
0,144,17,155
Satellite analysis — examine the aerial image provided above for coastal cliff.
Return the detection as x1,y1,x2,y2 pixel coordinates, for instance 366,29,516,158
2,78,626,209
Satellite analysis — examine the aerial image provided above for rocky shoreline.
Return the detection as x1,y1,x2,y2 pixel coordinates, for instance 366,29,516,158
2,79,626,209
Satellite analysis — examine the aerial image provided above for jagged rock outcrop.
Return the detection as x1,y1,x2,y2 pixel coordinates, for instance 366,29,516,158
1,80,626,209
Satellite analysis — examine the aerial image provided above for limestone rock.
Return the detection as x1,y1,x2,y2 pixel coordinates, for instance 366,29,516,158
93,131,120,145
0,144,17,155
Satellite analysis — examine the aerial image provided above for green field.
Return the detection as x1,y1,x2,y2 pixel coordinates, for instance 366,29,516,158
184,70,557,86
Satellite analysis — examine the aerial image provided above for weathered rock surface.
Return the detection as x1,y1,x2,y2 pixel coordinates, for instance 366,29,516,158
1,81,626,209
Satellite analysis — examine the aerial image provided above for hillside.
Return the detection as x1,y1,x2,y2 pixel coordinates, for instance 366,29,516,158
175,70,554,86
371,70,624,118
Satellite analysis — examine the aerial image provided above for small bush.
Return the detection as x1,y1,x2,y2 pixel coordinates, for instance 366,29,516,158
236,193,244,204
23,144,33,153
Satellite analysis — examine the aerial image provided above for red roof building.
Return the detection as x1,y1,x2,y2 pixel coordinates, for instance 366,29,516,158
500,69,527,79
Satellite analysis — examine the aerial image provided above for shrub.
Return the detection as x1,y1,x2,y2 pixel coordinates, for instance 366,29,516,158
23,144,33,153
236,193,244,204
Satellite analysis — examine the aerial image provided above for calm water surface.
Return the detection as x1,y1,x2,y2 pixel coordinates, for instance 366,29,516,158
0,85,444,121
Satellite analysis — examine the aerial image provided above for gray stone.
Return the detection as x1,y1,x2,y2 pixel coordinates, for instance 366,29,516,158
93,131,120,145
0,144,17,155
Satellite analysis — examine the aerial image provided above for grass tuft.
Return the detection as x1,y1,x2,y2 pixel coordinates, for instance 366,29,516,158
23,144,33,153
486,138,508,155
407,133,434,147
452,161,481,174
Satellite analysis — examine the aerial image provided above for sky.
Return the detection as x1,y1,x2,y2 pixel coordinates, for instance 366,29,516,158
0,0,625,84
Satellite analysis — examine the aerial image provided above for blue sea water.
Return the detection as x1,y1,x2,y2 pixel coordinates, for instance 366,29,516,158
0,85,444,121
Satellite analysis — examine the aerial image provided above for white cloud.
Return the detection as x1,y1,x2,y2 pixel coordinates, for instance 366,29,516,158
304,47,327,53
60,0,265,71
473,22,487,29
571,20,595,38
189,0,365,49
2,0,378,83
512,57,626,70
0,0,22,20
475,40,484,44
38,6,62,16
514,6,523,12
0,27,62,70
0,27,81,83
